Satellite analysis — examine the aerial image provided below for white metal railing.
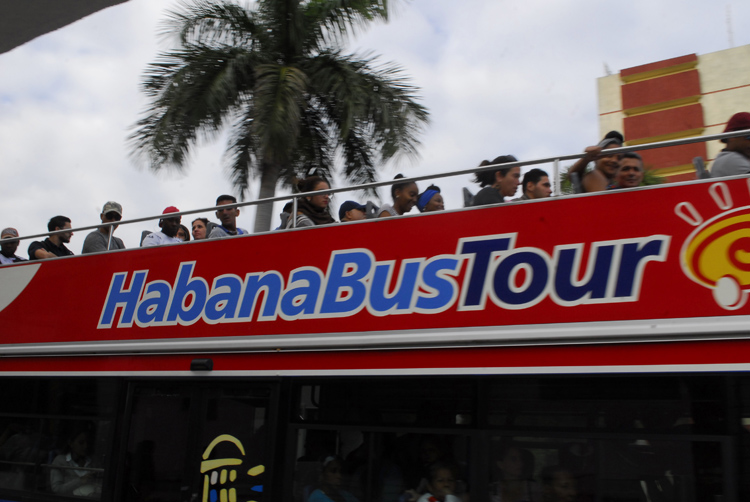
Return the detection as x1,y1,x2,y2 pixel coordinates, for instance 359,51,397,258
2,128,749,249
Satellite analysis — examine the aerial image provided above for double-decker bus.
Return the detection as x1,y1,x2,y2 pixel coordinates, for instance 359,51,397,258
2,151,750,502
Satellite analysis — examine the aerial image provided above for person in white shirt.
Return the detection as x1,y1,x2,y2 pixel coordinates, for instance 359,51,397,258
142,206,183,246
0,227,26,264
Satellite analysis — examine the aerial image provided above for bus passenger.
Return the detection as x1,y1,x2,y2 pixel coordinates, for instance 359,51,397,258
0,228,26,264
209,195,249,238
471,156,521,206
614,153,644,189
490,443,536,502
287,176,335,228
339,201,367,222
82,202,125,254
379,174,418,217
176,225,191,241
566,131,623,193
28,216,74,260
308,456,359,502
512,169,552,201
141,207,183,246
50,426,101,497
191,218,210,240
710,112,750,178
417,462,461,502
417,185,445,212
540,466,577,502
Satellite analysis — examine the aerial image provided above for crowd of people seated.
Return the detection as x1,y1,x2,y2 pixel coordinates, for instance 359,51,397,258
2,111,748,263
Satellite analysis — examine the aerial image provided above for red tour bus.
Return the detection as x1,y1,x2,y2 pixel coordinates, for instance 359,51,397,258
1,172,750,502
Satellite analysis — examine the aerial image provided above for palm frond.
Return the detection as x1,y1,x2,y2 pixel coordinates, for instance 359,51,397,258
163,0,264,49
224,105,259,200
302,0,392,49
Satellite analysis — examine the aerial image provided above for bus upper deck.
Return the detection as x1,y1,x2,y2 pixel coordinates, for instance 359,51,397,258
2,133,750,502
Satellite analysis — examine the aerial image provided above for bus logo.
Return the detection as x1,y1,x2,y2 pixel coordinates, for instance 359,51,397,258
200,434,264,502
677,180,750,310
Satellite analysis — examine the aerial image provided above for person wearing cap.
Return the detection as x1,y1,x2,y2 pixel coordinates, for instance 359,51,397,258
28,216,75,260
141,206,183,247
512,169,552,201
208,195,249,238
0,228,26,264
566,131,623,193
339,201,367,222
710,112,750,178
417,185,445,212
82,201,126,254
471,155,521,206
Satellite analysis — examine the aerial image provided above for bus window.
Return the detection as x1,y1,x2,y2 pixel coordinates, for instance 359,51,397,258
124,383,273,502
0,378,118,500
291,429,471,502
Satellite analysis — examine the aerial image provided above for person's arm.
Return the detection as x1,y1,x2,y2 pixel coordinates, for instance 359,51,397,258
566,146,602,181
28,241,54,260
379,211,392,218
581,170,610,193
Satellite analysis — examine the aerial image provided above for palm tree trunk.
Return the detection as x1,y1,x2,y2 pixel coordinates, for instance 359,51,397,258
254,161,281,233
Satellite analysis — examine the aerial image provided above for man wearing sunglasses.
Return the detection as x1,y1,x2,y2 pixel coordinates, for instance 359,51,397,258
711,112,750,178
82,201,126,254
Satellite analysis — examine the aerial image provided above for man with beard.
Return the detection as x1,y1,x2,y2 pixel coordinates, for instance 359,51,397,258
28,215,74,260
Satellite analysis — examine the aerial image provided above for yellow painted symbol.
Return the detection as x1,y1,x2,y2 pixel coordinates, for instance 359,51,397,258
200,434,265,502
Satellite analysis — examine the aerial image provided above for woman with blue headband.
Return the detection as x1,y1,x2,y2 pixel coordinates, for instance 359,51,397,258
417,185,445,212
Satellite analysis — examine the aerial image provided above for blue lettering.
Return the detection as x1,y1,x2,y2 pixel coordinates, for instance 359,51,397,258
98,271,147,328
135,282,171,326
368,260,421,314
614,237,669,298
415,257,460,312
204,276,243,323
166,263,209,324
492,250,549,308
459,236,513,308
238,272,283,321
280,268,323,318
320,251,372,315
554,245,614,304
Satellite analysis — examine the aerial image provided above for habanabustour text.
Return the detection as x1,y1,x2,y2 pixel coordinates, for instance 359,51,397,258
98,233,670,328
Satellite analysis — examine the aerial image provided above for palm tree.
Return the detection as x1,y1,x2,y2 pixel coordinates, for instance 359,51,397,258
130,0,429,232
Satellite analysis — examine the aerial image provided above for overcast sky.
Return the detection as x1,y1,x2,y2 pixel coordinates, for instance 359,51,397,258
1,0,748,253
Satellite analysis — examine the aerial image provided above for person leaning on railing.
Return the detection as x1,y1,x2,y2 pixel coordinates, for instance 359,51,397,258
710,112,750,178
28,216,75,260
566,131,623,193
81,201,125,254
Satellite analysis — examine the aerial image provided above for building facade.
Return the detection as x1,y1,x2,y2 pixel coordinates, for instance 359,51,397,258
598,45,750,182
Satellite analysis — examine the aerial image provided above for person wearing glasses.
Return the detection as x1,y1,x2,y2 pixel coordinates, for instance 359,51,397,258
82,201,126,253
710,112,750,178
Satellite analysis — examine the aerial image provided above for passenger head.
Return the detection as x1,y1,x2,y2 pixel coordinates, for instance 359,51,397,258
426,462,458,502
390,174,419,214
159,206,181,238
319,456,344,489
541,466,577,502
1,227,19,256
493,443,531,482
474,156,521,197
192,218,209,240
722,112,750,159
176,224,190,242
298,176,331,210
100,201,123,230
417,185,445,212
65,423,93,463
617,152,644,188
215,194,240,230
339,201,367,222
48,215,73,243
595,132,623,178
521,169,552,199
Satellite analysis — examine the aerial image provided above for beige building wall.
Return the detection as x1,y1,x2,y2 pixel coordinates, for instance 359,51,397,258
597,44,750,163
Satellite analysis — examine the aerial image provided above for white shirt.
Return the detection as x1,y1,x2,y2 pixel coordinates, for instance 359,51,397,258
141,231,183,247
